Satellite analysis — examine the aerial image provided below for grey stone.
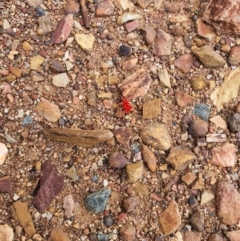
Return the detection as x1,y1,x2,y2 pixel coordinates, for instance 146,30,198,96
85,188,111,213
193,103,210,121
228,112,240,132
97,233,109,241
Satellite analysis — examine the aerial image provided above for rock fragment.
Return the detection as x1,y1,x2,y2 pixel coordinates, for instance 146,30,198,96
35,101,61,122
158,200,181,235
166,146,196,171
44,128,113,147
119,68,152,99
37,16,52,35
158,68,171,88
188,119,208,138
189,209,204,231
228,46,240,66
12,201,36,237
228,112,240,133
141,123,172,151
108,152,128,169
210,67,240,111
0,143,8,165
201,190,214,205
193,103,210,121
119,45,132,57
123,196,138,212
113,127,132,146
141,145,157,172
51,59,66,72
114,0,135,11
122,58,138,70
52,73,70,87
137,0,152,8
117,12,143,24
126,161,143,182
196,19,215,41
125,20,138,33
184,231,202,241
85,188,111,213
96,0,115,16
30,55,45,70
216,181,240,225
207,233,224,241
174,54,193,74
140,26,156,45
192,45,225,68
26,0,43,7
0,176,11,193
155,29,172,56
225,230,240,241
175,91,194,107
33,160,64,212
142,98,161,119
181,172,196,185
8,66,22,78
210,142,237,167
63,195,74,219
75,33,95,53
49,227,70,241
164,2,180,13
50,14,73,44
0,224,14,241
120,225,136,241
65,0,80,15
190,76,206,91
210,115,227,129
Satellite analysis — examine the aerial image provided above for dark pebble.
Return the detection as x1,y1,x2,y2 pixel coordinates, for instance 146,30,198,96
69,119,75,125
188,196,197,207
89,233,98,241
58,117,65,126
51,59,65,73
119,45,132,57
228,112,240,133
23,116,33,126
35,6,45,16
103,215,114,227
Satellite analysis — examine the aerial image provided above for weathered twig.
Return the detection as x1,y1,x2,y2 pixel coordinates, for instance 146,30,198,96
80,0,90,29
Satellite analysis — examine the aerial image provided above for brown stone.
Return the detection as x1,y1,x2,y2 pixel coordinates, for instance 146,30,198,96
137,0,153,9
228,46,240,66
123,196,138,212
216,181,240,225
174,54,193,73
0,176,11,193
44,128,113,147
35,102,61,122
113,127,132,146
188,119,208,138
126,161,143,182
140,26,156,45
141,145,157,172
119,68,152,99
65,0,80,15
142,98,161,119
12,201,36,237
203,0,240,35
190,76,206,91
96,0,115,17
196,19,215,41
49,227,70,241
108,152,128,169
120,225,136,241
155,29,172,56
184,231,202,241
225,230,240,241
158,200,181,235
190,209,204,232
181,172,196,185
33,160,64,212
166,146,196,171
8,66,22,78
122,58,138,70
207,233,224,241
50,14,73,44
51,59,66,73
37,15,52,35
175,91,194,107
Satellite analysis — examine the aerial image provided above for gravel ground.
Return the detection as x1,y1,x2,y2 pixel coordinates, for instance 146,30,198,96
0,0,240,240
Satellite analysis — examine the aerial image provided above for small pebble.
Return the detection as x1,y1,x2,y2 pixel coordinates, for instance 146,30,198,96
23,116,33,126
58,117,65,126
119,45,132,57
35,6,45,16
103,215,114,227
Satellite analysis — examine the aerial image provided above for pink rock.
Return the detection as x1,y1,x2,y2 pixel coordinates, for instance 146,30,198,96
174,54,193,73
155,29,172,56
125,20,138,33
225,230,240,241
96,0,115,17
50,14,73,44
63,195,74,218
196,19,215,41
210,115,227,129
210,142,237,167
1,83,12,94
216,181,240,225
0,176,11,193
203,0,240,35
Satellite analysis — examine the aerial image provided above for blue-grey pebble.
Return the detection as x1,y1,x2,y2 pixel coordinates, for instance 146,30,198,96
97,233,109,241
193,103,210,121
85,188,111,213
35,6,45,16
22,115,33,126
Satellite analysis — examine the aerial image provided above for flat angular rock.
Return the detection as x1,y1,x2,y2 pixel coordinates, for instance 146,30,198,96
12,201,36,237
26,0,43,7
210,115,227,129
30,55,45,70
49,227,70,241
203,0,240,35
140,26,156,45
35,101,61,122
216,181,240,225
113,127,132,146
206,134,226,143
119,68,152,99
155,29,172,56
174,54,193,74
63,195,74,219
85,188,111,213
125,20,138,33
196,19,215,41
114,0,135,11
175,91,194,107
190,76,206,91
51,59,66,73
141,123,172,151
117,12,143,24
33,160,64,212
44,128,113,147
184,231,202,241
37,16,52,35
8,66,22,78
50,14,73,44
181,172,196,185
137,0,153,8
225,230,240,241
192,45,225,68
141,145,157,172
122,58,138,70
0,224,14,241
166,146,196,171
210,142,237,167
52,73,70,87
159,200,181,235
123,196,138,212
75,33,95,54
211,67,240,111
126,161,143,182
142,98,161,119
193,103,210,121
96,0,115,16
0,176,11,193
108,152,128,169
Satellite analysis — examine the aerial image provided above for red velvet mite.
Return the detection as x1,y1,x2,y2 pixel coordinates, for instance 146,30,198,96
120,97,133,114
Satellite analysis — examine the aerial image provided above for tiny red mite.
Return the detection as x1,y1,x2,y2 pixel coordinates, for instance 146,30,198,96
120,97,133,114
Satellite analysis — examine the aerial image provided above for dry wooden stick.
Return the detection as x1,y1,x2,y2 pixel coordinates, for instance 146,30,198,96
80,0,90,29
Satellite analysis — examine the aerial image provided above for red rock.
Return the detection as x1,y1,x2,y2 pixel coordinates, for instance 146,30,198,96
123,196,138,212
175,91,194,107
225,230,240,241
210,142,237,167
118,212,127,222
188,119,208,138
141,26,156,45
50,14,73,44
65,0,80,15
216,181,240,225
0,176,11,193
228,46,240,66
174,54,193,73
155,29,172,56
122,58,138,70
196,19,215,41
120,224,136,241
96,0,115,17
125,20,138,33
108,152,128,169
184,231,202,241
203,0,240,35
33,160,64,212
